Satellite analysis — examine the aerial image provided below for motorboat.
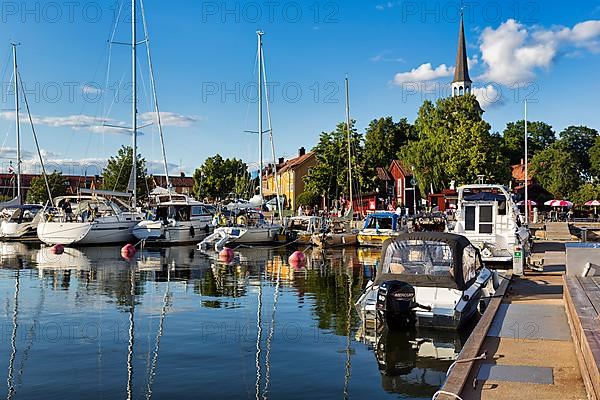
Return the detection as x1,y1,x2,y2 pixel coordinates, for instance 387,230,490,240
0,204,44,240
355,232,497,330
37,194,144,246
133,190,213,245
198,209,284,251
357,211,407,247
286,215,324,245
310,216,358,248
450,184,530,271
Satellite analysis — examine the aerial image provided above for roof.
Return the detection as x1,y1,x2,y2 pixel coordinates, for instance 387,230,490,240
278,151,315,173
453,13,472,84
389,160,412,177
375,167,392,181
511,163,534,182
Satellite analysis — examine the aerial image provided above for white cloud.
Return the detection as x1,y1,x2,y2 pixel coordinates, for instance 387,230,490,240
375,2,395,11
0,111,200,135
472,85,503,108
392,63,454,85
139,112,200,128
479,19,600,85
81,84,103,96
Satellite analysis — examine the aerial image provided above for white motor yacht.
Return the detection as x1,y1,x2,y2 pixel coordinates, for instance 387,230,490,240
133,189,214,245
450,184,530,271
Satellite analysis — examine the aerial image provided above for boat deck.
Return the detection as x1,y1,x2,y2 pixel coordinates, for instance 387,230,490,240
546,222,573,241
438,241,588,399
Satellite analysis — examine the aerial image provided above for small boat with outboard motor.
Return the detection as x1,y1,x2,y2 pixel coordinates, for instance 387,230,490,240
355,232,498,330
357,211,407,247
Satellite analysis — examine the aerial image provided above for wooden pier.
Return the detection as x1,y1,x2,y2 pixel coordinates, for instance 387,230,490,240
437,240,594,400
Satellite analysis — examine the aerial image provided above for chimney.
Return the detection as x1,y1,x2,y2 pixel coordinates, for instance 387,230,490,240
298,147,306,157
180,172,185,177
278,157,284,165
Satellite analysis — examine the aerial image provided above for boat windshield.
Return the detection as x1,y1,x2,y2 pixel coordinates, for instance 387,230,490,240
366,216,394,230
382,239,454,277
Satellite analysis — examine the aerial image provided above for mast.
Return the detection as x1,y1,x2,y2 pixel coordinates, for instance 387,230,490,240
524,100,529,225
257,31,264,201
131,0,138,207
12,44,21,204
139,0,170,194
345,76,353,206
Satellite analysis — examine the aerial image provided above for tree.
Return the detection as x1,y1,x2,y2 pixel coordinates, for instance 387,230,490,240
530,141,581,199
304,121,364,204
571,183,600,206
102,145,149,202
400,95,510,194
502,120,556,165
193,154,250,201
26,171,67,204
559,125,599,178
591,137,600,180
362,117,415,190
296,191,321,208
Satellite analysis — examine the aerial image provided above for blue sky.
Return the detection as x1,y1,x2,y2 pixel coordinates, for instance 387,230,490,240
0,0,599,177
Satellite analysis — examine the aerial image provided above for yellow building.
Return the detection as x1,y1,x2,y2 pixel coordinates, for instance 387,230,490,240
263,147,316,211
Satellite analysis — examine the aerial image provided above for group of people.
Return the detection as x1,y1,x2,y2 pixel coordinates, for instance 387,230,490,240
59,199,99,222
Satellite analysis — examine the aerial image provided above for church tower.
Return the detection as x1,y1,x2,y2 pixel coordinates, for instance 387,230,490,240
451,12,472,97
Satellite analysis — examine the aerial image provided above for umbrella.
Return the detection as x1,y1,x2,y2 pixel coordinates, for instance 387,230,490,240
584,200,600,216
517,200,537,206
544,199,573,208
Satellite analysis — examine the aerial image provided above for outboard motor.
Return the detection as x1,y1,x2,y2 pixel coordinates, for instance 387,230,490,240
376,280,417,329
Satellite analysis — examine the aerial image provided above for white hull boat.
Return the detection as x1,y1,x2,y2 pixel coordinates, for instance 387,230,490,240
133,192,213,245
0,205,44,240
199,224,283,251
450,184,530,271
37,195,143,246
355,232,497,330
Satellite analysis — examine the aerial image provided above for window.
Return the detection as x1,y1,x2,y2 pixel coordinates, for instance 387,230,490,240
479,205,493,234
191,206,207,216
465,206,476,231
462,246,479,283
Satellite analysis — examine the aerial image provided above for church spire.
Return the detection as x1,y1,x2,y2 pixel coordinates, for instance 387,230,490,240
452,10,472,96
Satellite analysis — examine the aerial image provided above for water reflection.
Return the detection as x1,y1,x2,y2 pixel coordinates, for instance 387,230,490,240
0,243,465,399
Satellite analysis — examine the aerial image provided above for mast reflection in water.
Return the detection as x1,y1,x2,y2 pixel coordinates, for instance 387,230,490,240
0,243,470,399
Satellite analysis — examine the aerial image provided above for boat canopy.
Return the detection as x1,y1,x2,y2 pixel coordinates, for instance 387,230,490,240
363,212,400,230
377,232,482,290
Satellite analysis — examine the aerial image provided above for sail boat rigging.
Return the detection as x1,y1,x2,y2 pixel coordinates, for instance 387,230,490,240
1,44,53,240
37,0,151,246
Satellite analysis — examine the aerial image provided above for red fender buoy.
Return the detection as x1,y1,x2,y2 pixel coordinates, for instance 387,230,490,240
219,247,234,263
121,243,137,261
288,251,306,270
50,244,65,255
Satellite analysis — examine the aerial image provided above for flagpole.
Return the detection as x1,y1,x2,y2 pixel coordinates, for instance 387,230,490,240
524,100,529,225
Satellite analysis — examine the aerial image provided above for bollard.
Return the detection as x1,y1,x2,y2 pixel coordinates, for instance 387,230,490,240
581,228,588,242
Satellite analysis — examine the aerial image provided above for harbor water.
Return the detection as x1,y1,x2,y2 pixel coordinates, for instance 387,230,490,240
0,243,469,399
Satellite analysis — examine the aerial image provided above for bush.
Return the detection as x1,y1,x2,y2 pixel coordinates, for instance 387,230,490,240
296,191,321,208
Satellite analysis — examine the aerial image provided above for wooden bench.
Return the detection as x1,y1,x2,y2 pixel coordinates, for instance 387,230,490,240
564,276,600,400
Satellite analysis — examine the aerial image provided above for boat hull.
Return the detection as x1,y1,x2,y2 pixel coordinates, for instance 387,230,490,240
37,220,138,245
311,232,357,248
357,230,402,247
133,219,212,245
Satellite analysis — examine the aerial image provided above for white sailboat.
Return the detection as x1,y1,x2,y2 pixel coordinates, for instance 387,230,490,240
199,31,283,251
1,43,53,240
37,0,148,246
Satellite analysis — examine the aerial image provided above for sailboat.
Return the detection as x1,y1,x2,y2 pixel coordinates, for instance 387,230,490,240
37,0,152,246
311,76,358,248
199,31,284,251
1,44,53,241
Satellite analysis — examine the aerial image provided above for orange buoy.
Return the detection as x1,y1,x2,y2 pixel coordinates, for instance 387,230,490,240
219,247,234,262
50,244,64,255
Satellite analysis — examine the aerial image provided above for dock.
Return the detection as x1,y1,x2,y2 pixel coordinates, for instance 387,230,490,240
437,239,597,400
